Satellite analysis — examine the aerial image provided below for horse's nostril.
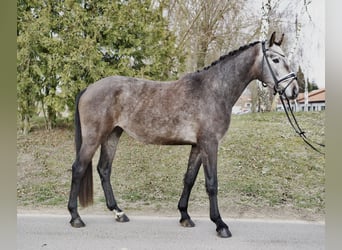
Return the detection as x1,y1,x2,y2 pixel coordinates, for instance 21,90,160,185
293,86,299,99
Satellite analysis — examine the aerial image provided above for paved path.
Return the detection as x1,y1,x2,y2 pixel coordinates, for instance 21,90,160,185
17,214,324,250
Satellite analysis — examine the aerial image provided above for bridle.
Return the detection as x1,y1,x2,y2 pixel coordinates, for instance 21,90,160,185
261,41,297,96
261,41,325,155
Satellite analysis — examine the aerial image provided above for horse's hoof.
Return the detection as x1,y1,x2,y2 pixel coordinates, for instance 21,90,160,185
217,227,232,238
115,213,130,223
70,217,86,228
180,218,195,227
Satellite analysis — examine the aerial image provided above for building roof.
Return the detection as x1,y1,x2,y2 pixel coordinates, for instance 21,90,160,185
297,88,325,103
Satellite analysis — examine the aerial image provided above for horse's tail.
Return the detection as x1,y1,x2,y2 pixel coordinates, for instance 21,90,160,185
74,88,93,207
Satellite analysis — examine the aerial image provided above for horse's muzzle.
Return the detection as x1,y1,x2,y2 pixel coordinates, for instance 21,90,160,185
291,84,299,99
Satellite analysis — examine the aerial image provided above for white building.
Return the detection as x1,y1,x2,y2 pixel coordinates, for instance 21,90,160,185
276,88,325,112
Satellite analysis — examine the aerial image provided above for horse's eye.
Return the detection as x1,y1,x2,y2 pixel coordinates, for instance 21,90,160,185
272,58,280,63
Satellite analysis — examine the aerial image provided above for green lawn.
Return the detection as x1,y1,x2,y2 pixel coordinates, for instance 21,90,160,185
17,111,325,220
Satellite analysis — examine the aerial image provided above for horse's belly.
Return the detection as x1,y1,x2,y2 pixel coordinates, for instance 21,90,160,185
122,123,198,145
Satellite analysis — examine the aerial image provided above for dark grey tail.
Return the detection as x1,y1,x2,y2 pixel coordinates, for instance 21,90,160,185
74,88,93,207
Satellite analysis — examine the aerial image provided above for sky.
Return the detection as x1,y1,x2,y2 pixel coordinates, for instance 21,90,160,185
253,0,325,88
304,0,325,87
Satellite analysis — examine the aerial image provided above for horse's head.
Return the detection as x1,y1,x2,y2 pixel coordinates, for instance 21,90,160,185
258,32,299,99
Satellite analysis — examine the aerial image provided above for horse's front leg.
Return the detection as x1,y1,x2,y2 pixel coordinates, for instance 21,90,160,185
200,138,232,238
178,145,202,227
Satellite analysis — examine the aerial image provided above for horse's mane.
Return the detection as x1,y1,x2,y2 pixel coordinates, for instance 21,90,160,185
198,41,261,72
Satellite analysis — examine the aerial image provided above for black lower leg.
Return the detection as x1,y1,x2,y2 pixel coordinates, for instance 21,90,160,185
97,132,129,223
205,175,231,238
178,146,201,227
178,185,196,227
68,161,86,228
97,161,129,222
208,193,231,238
201,138,232,238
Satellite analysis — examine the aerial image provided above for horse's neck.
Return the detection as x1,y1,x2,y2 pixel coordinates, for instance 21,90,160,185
205,44,259,107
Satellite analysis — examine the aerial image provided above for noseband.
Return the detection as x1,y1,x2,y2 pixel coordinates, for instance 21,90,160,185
261,41,297,96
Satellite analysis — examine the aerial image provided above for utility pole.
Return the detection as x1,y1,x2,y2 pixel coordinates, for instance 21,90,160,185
271,13,301,112
260,0,271,41
258,0,272,112
304,78,309,111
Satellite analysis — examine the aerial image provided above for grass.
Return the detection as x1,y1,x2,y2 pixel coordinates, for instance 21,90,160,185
17,111,325,220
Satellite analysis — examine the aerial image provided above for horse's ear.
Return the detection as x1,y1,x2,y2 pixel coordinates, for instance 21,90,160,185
269,31,276,47
277,33,284,46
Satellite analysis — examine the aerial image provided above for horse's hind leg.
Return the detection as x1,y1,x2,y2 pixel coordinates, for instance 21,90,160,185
68,143,98,228
97,127,129,223
178,145,202,227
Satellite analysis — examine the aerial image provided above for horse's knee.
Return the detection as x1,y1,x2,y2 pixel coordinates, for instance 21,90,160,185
205,180,218,196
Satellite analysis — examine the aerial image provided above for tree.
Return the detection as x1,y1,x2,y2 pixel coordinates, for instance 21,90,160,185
297,65,305,93
296,65,318,94
17,0,54,132
250,0,316,112
17,0,183,133
253,0,276,112
162,0,255,73
307,79,318,92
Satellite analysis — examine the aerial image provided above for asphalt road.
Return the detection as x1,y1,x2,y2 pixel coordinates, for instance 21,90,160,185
17,214,324,250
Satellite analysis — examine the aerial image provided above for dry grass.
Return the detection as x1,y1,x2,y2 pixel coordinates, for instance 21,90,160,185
17,112,325,220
